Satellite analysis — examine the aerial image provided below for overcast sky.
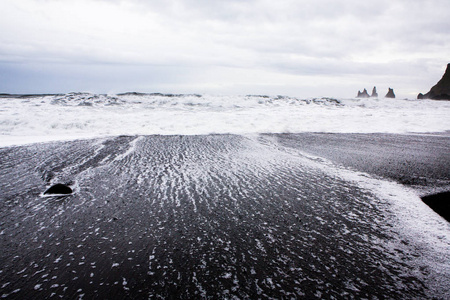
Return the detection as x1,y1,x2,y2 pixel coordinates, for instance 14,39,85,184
1,0,449,98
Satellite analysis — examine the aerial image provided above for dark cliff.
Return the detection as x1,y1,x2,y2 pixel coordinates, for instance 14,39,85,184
418,63,450,100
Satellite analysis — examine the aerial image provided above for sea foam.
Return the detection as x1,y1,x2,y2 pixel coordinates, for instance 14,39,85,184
0,93,449,147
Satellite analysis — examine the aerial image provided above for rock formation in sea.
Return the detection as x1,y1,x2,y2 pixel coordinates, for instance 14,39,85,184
356,88,370,98
417,63,450,100
370,86,378,98
385,88,395,98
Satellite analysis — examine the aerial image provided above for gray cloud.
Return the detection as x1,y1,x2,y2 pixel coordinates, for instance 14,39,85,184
0,0,449,97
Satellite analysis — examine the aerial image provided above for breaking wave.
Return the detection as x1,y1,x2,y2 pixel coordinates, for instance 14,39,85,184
0,92,449,147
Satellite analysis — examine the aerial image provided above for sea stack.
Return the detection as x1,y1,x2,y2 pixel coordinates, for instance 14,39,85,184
385,88,395,98
417,63,450,100
356,88,370,98
370,86,378,98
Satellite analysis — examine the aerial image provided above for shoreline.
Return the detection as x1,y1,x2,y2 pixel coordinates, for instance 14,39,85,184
1,130,450,148
3,132,449,194
271,132,450,223
3,132,449,215
2,132,449,195
270,132,450,195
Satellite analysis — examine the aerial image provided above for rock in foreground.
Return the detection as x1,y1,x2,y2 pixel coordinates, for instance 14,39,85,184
44,183,73,195
418,63,450,100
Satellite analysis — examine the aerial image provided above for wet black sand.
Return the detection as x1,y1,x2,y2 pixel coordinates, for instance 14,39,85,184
273,132,450,223
273,132,450,194
0,133,449,299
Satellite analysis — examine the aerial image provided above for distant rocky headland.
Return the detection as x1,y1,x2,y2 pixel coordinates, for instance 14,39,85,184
355,64,450,100
418,63,450,100
356,86,395,98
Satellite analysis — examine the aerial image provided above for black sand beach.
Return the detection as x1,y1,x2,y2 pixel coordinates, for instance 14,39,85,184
273,133,450,223
272,132,450,193
0,133,449,299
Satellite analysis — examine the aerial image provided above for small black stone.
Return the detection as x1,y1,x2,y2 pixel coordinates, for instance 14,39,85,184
44,183,72,195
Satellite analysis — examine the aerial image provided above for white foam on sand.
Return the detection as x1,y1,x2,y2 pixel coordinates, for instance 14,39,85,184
295,148,450,298
351,175,450,298
249,134,449,298
1,93,449,147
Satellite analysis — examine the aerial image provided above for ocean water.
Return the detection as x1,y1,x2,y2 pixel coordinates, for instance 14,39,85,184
1,92,449,147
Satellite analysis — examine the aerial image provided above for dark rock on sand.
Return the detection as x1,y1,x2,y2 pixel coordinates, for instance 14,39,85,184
417,63,450,100
357,88,370,98
421,191,450,222
371,86,378,98
44,183,73,195
385,88,395,98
